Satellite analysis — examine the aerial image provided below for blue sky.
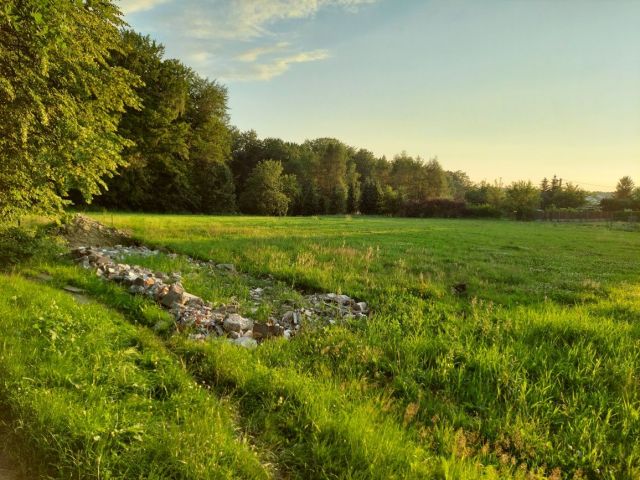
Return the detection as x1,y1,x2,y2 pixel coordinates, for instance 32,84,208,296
120,0,640,189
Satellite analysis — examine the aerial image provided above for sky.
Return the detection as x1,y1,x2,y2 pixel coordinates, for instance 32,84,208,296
119,0,640,190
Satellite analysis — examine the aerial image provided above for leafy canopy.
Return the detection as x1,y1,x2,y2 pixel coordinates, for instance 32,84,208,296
239,160,292,216
0,0,140,221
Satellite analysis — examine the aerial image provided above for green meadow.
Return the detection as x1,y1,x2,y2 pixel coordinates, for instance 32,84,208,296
1,214,639,479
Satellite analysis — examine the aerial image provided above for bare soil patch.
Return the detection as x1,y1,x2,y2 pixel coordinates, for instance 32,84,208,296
59,214,137,248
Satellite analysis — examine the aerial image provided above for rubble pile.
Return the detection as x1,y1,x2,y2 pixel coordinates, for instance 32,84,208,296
70,245,369,348
60,215,134,248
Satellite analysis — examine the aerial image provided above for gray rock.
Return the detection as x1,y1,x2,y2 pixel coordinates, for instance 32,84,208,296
184,293,204,307
122,271,138,285
232,337,257,349
335,294,352,305
223,313,253,332
216,263,236,272
129,285,145,295
161,283,186,307
354,302,368,313
93,255,110,266
252,322,283,340
212,325,224,336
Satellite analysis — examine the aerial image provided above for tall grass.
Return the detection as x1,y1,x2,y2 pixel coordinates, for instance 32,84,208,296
0,275,270,479
83,213,640,478
4,214,639,478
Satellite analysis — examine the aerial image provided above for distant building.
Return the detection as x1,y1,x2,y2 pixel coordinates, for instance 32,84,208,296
585,191,613,207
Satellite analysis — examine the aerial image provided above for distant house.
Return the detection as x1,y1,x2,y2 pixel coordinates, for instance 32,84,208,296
585,191,613,207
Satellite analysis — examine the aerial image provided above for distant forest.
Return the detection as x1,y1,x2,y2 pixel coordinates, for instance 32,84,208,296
83,31,640,219
2,3,639,221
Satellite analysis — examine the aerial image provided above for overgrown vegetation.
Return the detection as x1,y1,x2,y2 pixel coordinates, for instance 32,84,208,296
113,215,640,478
0,214,637,477
1,0,639,478
0,274,271,478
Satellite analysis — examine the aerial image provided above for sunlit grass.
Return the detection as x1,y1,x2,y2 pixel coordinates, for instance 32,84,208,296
85,213,640,478
0,275,270,479
2,213,639,478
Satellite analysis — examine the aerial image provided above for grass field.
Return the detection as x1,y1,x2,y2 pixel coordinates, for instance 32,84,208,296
1,214,639,479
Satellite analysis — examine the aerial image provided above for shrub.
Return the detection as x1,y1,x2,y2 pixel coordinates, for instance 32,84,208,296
601,198,640,212
462,204,503,218
0,227,43,268
404,199,466,218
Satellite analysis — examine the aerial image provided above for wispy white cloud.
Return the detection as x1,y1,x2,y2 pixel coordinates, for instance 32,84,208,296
228,49,331,81
122,0,377,81
187,51,210,64
236,42,291,63
233,0,377,39
118,0,169,15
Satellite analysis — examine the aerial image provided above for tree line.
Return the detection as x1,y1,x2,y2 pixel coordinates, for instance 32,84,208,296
1,2,638,221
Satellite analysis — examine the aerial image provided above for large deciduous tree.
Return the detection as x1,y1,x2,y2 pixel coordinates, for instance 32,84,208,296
614,176,635,200
239,160,291,216
505,181,540,219
94,31,235,213
309,139,348,214
186,73,236,212
0,0,139,220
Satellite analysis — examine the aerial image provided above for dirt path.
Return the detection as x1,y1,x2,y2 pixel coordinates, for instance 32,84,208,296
0,450,20,480
0,422,29,480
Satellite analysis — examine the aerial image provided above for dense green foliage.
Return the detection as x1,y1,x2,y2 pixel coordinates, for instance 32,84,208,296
540,176,587,210
505,181,540,220
0,0,139,220
239,160,292,215
93,115,619,218
0,225,47,268
615,176,635,200
92,31,236,213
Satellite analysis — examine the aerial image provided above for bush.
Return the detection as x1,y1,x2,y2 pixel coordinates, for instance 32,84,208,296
462,204,503,218
601,198,640,212
0,227,43,268
404,199,466,218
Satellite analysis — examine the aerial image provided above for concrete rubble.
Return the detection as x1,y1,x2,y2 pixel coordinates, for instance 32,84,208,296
70,245,369,348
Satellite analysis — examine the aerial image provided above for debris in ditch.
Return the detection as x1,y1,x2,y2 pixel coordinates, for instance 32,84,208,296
69,245,369,347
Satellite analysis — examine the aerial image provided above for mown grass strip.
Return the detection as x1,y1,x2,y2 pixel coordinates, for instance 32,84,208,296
0,274,271,479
